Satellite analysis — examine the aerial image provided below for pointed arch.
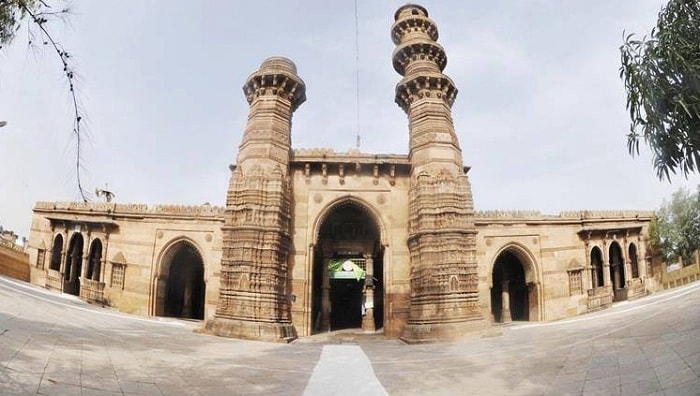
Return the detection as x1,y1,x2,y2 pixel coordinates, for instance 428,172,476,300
49,233,63,271
310,195,387,334
488,242,542,322
154,237,206,320
312,195,388,247
64,233,84,296
86,238,103,282
629,243,639,279
590,245,604,287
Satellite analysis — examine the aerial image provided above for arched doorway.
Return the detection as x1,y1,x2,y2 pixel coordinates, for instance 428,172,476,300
609,242,626,289
64,233,84,296
591,246,604,287
49,234,63,271
156,241,206,320
609,241,626,301
86,239,103,282
629,243,639,279
491,247,536,323
312,200,384,334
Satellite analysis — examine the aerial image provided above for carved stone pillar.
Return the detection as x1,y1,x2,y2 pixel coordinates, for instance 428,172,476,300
393,4,486,342
321,252,332,332
501,280,512,324
59,248,67,277
602,241,612,287
205,57,306,342
362,255,376,332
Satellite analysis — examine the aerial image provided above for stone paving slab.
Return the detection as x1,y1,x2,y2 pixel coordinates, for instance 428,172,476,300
1,275,700,395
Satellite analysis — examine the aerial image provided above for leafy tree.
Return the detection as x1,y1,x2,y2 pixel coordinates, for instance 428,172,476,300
655,187,700,265
620,0,700,180
0,0,88,201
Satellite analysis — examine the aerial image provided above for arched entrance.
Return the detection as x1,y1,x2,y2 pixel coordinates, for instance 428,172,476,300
49,234,63,271
312,200,384,334
629,243,639,279
610,241,626,301
591,246,604,287
86,239,103,282
155,240,206,320
64,233,84,296
491,247,537,323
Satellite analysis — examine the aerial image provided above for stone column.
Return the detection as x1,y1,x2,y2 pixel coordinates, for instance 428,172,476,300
602,242,612,287
182,282,192,318
321,254,331,332
501,280,512,324
362,255,376,333
393,4,486,343
622,238,631,286
59,247,67,276
205,57,306,342
583,244,593,290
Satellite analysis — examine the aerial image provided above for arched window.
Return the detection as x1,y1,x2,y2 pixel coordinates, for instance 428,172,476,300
590,246,604,287
629,243,639,279
49,234,63,271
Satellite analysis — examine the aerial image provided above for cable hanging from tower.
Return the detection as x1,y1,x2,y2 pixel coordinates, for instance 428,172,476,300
354,0,361,149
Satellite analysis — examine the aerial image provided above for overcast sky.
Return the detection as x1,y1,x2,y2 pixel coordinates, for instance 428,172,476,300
1,0,699,239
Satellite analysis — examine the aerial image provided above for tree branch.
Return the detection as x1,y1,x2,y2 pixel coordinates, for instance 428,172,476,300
17,0,88,202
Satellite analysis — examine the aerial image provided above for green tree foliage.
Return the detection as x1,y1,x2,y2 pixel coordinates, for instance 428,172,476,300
0,1,39,48
655,187,700,265
620,1,700,180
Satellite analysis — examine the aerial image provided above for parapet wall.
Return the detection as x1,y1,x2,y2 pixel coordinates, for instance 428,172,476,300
34,201,225,219
475,210,655,221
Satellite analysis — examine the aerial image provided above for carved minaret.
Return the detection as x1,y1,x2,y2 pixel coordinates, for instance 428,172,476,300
205,57,305,342
392,4,487,342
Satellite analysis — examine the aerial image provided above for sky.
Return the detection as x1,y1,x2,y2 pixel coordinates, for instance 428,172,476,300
1,0,699,240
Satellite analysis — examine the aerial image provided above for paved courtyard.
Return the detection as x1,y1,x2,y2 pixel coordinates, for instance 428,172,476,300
1,275,699,395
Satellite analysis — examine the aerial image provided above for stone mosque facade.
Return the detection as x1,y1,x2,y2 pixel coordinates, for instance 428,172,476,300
25,4,654,342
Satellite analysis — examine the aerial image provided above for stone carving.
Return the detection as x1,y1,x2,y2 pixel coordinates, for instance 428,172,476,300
205,57,305,342
394,4,486,342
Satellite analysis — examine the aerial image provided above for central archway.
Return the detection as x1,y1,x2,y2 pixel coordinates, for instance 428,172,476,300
609,241,626,301
312,199,384,334
64,233,84,296
155,240,206,320
490,245,539,323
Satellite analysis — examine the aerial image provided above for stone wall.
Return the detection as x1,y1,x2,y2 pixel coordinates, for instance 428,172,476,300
28,203,224,318
0,239,30,282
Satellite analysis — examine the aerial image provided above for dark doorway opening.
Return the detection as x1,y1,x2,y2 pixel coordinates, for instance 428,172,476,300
49,234,63,271
312,201,383,334
610,241,627,301
330,278,364,330
162,242,205,320
491,250,529,323
64,234,84,296
591,246,604,287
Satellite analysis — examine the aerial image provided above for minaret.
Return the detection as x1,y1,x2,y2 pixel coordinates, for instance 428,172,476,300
392,4,487,342
204,57,305,342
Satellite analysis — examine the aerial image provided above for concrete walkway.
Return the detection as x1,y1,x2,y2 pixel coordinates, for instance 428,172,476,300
1,274,699,395
303,345,388,396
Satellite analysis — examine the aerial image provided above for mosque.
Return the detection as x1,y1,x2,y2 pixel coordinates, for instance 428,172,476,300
25,4,653,342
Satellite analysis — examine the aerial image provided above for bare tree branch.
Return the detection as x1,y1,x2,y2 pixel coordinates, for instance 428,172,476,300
17,0,88,202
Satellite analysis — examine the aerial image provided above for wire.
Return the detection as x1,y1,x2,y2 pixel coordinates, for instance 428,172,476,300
354,0,361,149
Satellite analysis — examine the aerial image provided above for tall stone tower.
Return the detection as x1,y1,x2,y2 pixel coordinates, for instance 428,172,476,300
205,57,305,342
392,4,487,342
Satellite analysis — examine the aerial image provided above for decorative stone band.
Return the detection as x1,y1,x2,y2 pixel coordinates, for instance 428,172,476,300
34,201,225,217
395,74,458,113
243,74,306,112
392,41,447,76
243,57,306,112
391,14,438,46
